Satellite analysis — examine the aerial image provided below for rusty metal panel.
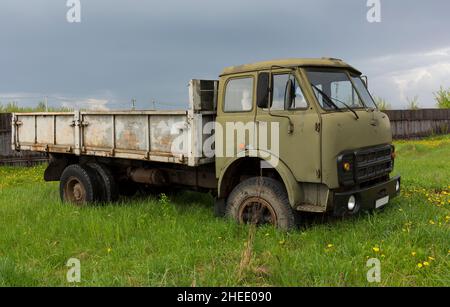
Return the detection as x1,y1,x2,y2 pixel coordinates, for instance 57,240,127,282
115,115,147,151
82,114,113,149
55,115,75,146
17,115,36,144
149,115,188,155
36,115,54,144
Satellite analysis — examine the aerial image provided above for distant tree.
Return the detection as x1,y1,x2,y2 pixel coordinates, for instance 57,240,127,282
434,86,450,109
36,101,47,111
0,101,72,113
406,96,420,110
374,96,391,110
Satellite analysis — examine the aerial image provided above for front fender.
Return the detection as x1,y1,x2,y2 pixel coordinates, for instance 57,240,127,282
218,150,302,207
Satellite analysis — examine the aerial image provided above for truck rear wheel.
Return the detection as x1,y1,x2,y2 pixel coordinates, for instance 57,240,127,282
88,163,119,203
226,177,297,231
60,164,101,205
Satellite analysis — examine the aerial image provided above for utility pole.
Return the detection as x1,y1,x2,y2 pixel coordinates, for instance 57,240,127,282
131,98,136,111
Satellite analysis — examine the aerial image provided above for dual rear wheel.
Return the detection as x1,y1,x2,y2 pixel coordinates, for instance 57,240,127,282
60,163,118,206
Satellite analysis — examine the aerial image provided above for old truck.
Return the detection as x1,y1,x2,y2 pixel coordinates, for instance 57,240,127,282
12,58,401,230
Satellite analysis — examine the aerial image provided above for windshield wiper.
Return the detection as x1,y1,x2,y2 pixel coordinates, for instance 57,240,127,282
311,83,359,120
311,84,340,111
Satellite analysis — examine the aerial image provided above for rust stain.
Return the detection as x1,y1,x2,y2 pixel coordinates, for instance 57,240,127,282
120,130,139,148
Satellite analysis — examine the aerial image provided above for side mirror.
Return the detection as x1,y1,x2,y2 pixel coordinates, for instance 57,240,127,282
257,72,270,108
284,79,295,110
361,75,368,88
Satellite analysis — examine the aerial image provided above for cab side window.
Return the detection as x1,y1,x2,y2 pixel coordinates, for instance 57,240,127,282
271,74,308,110
224,77,254,112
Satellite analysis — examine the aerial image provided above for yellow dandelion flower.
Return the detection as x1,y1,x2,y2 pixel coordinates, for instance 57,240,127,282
428,256,435,261
327,244,334,248
417,263,423,268
372,247,380,253
423,261,430,266
107,247,112,253
429,220,435,225
411,252,416,257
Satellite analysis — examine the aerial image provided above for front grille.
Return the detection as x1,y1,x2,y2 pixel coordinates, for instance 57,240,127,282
337,144,394,187
354,145,393,183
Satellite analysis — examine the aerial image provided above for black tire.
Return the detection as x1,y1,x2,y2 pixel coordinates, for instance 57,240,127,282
226,177,297,230
88,163,119,203
59,164,102,205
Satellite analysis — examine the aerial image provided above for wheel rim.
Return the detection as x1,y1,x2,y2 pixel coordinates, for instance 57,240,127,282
64,176,86,205
238,197,277,226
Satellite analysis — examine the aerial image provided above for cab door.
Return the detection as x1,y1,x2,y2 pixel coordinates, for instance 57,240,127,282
255,70,321,183
215,72,258,177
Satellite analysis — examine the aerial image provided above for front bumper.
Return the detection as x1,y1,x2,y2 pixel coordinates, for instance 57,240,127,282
333,176,401,216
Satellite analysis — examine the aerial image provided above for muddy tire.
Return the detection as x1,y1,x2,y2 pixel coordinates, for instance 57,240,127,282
226,177,297,231
88,163,119,203
60,164,101,205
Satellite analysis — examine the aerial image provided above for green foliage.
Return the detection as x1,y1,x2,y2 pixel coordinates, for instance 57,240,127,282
434,86,450,109
406,96,420,110
0,101,73,113
374,96,391,110
0,136,449,286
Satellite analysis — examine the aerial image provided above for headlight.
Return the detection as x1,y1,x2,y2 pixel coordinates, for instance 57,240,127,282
348,195,357,211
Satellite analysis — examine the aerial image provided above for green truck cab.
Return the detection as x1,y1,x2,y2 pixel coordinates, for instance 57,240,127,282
12,58,401,230
214,58,400,229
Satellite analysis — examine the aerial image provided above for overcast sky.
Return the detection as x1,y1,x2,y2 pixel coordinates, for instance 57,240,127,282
0,0,449,110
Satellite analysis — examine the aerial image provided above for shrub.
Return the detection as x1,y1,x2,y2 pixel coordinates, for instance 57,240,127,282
434,86,450,109
374,96,391,110
406,96,420,110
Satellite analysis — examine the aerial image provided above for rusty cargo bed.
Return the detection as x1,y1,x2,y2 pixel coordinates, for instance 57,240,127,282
11,80,217,167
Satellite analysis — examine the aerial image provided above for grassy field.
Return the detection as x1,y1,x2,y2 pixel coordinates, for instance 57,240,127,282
0,136,449,287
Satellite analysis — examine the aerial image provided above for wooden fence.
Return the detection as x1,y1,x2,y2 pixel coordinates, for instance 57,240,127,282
384,109,450,139
0,110,449,166
0,113,47,166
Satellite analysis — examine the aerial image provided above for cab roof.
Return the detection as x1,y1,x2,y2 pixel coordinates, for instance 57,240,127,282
220,58,361,76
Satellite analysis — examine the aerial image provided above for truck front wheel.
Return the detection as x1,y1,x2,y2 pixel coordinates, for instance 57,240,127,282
60,164,101,205
226,177,297,230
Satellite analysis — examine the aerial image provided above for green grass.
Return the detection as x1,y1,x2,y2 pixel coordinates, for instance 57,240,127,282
0,136,449,286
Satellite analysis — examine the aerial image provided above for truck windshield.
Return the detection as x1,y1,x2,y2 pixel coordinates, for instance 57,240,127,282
306,69,377,110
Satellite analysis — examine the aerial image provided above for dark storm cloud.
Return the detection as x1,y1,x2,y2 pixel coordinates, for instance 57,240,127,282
0,0,449,109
